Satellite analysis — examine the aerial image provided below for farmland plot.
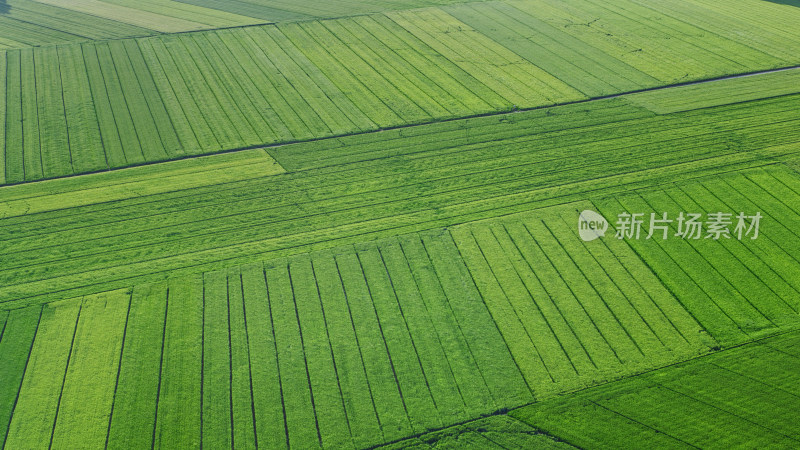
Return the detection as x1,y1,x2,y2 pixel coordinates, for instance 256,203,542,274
4,0,800,184
625,68,800,114
0,306,40,446
2,91,800,309
0,234,532,448
0,0,150,48
0,0,504,47
593,166,800,346
3,299,81,449
1,1,800,447
450,204,712,395
30,0,255,33
511,329,800,448
4,178,799,447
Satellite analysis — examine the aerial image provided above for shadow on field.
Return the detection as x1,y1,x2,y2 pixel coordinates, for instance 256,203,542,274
764,0,800,6
0,1,9,14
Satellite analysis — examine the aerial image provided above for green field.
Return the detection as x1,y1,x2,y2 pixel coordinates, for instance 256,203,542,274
1,0,800,448
385,329,800,448
0,0,491,46
3,0,800,184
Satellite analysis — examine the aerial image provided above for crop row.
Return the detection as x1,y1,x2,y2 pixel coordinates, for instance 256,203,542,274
4,0,800,184
511,328,800,448
594,166,800,346
0,0,150,49
1,92,799,308
5,180,796,447
0,231,533,449
449,205,712,396
443,0,800,92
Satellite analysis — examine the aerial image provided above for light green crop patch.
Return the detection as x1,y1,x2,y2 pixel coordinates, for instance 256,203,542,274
626,69,800,114
0,148,285,218
31,0,240,32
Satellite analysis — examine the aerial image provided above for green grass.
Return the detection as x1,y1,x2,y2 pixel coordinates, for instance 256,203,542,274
227,269,258,449
153,275,203,449
20,48,43,181
288,256,353,448
265,259,323,449
0,148,282,218
3,50,24,184
450,202,713,394
2,160,800,448
35,45,71,179
239,264,286,449
627,68,800,114
0,0,151,47
201,270,232,449
0,0,506,47
58,44,107,174
0,230,539,448
7,178,796,447
0,51,5,185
